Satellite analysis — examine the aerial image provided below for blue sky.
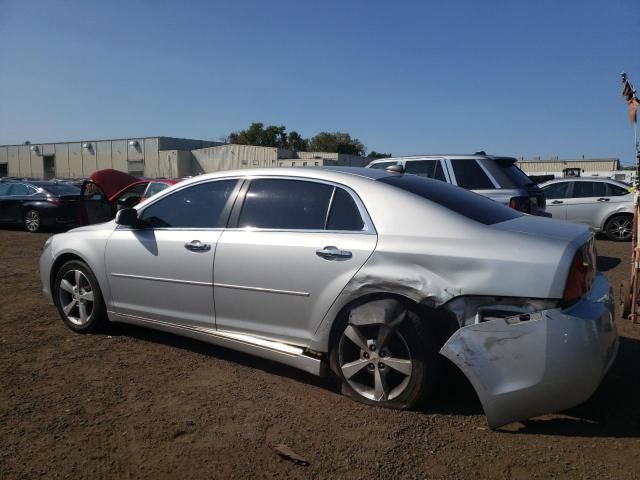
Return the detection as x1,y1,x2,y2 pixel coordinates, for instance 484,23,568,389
1,0,639,163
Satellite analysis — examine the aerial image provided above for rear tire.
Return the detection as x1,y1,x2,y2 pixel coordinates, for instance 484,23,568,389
53,260,109,333
24,209,41,233
605,214,633,241
329,299,439,410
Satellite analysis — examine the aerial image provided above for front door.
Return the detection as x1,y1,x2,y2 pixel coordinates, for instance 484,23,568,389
105,179,239,327
213,178,377,346
542,181,570,220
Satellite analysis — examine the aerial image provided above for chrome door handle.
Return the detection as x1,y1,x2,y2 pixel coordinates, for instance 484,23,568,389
551,200,563,204
184,240,211,252
316,246,352,260
597,198,610,202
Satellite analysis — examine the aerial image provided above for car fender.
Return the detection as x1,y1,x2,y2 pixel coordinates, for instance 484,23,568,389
599,206,634,231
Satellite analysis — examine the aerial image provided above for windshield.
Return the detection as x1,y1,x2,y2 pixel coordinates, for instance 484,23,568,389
39,183,81,196
378,174,522,225
479,159,534,188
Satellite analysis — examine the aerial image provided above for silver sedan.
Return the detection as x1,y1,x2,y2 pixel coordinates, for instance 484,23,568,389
40,167,618,428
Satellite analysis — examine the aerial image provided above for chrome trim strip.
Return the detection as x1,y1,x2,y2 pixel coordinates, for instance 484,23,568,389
111,272,213,287
213,282,310,297
110,273,309,296
107,311,323,376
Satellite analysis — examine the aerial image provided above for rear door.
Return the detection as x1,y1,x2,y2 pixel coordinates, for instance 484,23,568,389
404,159,449,182
564,181,609,226
0,183,12,221
213,177,377,346
541,181,571,220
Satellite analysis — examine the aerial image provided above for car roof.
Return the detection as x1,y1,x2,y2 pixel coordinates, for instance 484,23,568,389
176,167,394,187
541,177,630,187
367,154,517,163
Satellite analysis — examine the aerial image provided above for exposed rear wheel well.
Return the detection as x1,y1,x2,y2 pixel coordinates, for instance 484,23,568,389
329,292,458,350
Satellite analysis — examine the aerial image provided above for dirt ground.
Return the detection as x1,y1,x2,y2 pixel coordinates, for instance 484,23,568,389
1,229,639,480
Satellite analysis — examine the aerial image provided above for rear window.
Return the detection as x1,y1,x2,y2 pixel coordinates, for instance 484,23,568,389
450,159,495,190
378,175,522,225
40,183,81,196
480,159,533,188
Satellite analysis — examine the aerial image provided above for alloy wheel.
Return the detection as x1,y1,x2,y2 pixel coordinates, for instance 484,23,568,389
610,217,632,240
25,210,40,232
338,322,413,402
58,270,95,326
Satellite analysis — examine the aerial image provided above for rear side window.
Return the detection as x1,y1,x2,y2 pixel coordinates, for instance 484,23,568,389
327,188,365,231
238,179,333,229
571,182,607,198
0,184,11,195
405,160,446,181
9,184,31,195
608,183,630,196
480,159,533,188
369,161,397,170
378,175,522,225
450,160,495,190
542,182,570,199
141,179,237,228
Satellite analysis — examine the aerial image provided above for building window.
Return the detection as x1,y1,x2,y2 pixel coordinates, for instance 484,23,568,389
0,164,7,177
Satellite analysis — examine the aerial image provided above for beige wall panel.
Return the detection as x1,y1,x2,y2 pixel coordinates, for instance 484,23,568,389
112,140,127,172
19,145,31,177
68,143,83,178
96,141,112,170
54,144,70,177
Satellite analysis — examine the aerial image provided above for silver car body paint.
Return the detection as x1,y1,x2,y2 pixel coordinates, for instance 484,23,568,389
40,167,618,427
540,177,633,231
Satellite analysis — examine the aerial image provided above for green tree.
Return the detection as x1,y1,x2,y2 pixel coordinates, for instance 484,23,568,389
287,131,308,151
307,132,365,156
228,122,287,148
367,151,391,159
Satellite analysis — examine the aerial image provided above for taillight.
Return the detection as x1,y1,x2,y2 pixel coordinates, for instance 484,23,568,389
509,196,531,213
563,244,596,304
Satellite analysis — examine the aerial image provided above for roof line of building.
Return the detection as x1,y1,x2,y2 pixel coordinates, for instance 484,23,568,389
0,136,218,148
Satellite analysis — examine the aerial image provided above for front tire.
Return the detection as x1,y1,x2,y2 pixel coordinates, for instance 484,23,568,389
53,260,109,333
605,214,633,241
24,209,41,233
329,299,439,410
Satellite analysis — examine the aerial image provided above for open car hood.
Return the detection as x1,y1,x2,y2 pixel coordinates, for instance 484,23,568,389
89,169,148,202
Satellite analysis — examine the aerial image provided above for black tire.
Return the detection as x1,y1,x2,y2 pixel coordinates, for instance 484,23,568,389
24,209,42,233
53,260,109,333
329,299,440,410
605,214,633,242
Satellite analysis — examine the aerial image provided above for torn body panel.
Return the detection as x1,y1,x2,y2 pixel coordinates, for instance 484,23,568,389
440,273,618,428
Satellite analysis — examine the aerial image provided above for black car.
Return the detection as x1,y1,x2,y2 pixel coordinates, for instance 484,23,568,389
0,180,81,232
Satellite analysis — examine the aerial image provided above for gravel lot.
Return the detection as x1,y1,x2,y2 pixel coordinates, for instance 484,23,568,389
1,229,639,479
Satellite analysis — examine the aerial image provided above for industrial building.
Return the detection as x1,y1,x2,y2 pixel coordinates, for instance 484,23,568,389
0,136,369,179
516,157,627,180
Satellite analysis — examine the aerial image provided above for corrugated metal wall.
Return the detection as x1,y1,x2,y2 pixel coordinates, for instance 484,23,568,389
192,144,280,173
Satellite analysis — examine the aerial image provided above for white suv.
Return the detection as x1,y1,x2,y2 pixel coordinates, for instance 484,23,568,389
366,153,548,216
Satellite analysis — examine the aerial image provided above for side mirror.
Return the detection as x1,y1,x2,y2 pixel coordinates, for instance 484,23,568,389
115,208,140,227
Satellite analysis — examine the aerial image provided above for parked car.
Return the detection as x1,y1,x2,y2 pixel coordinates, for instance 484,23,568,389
0,180,80,232
539,177,634,241
80,169,176,225
366,153,548,216
40,167,617,428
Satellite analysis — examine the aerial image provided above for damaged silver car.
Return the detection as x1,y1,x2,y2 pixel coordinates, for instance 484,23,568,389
39,167,618,428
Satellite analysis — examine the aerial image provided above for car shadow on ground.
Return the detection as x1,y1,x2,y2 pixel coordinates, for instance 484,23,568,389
598,255,622,272
108,323,640,438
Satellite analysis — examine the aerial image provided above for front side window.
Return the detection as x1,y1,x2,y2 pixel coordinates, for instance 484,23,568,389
404,160,446,182
140,179,237,228
542,182,570,199
450,160,496,190
571,182,607,198
238,179,333,230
